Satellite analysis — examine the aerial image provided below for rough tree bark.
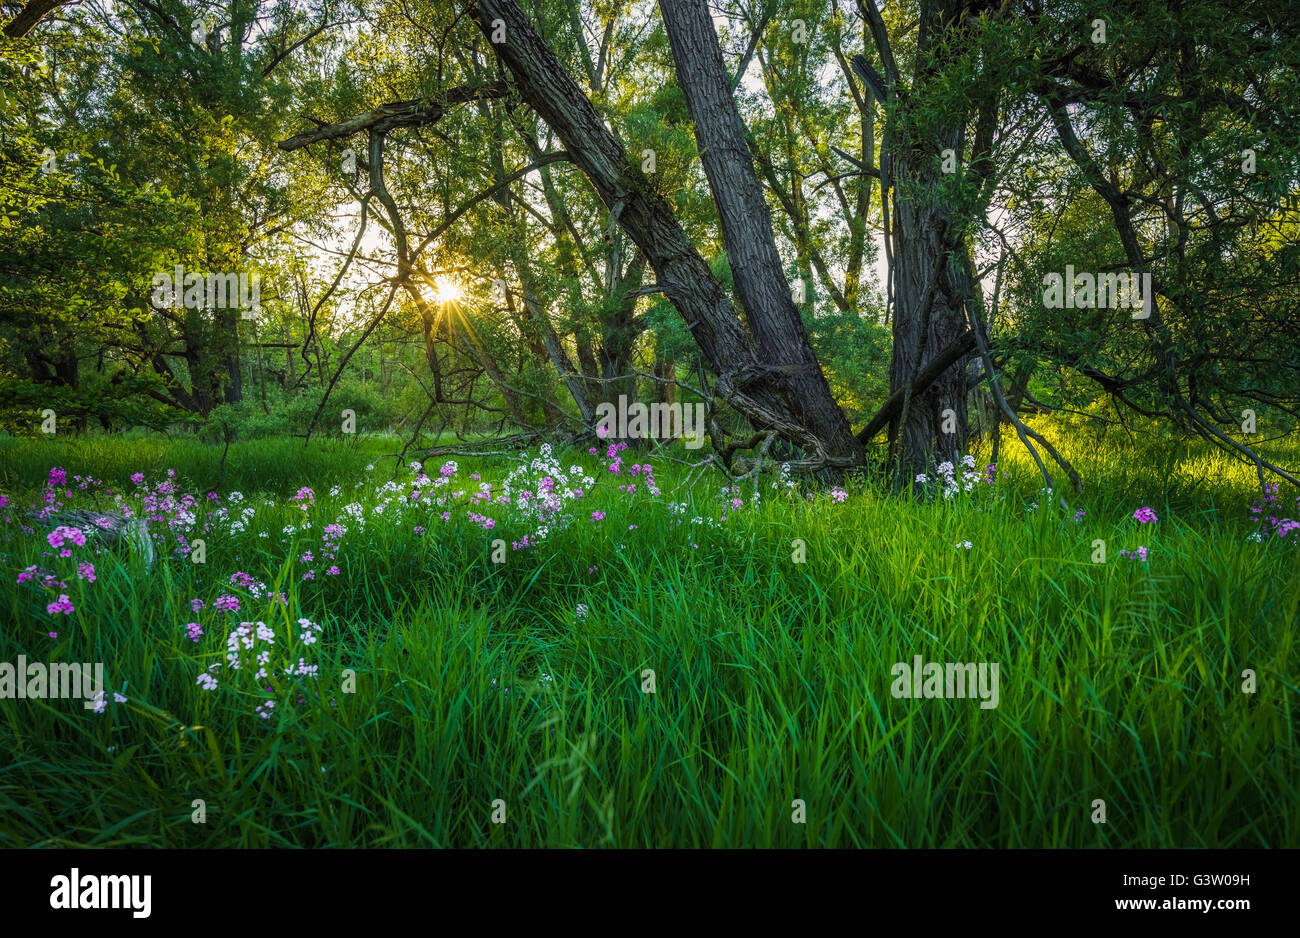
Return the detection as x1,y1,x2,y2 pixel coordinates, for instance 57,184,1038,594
467,0,861,467
657,0,863,465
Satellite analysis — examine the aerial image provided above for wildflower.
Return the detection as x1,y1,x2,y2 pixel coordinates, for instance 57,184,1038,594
130,472,145,485
956,541,973,550
76,562,95,582
591,511,605,522
47,525,87,551
185,622,203,642
46,594,74,615
1132,507,1158,523
113,692,127,704
196,673,218,691
213,594,240,613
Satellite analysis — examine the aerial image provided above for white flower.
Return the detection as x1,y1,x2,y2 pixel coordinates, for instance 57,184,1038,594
956,540,973,550
196,673,218,691
575,603,589,620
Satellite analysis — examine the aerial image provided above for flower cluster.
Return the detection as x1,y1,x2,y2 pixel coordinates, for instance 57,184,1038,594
1247,483,1300,541
915,455,991,499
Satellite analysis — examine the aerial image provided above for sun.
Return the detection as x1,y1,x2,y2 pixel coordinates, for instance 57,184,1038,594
431,275,463,305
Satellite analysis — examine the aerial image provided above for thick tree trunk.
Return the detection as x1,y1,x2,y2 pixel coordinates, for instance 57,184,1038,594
874,0,983,486
468,0,860,467
658,0,862,465
887,192,971,479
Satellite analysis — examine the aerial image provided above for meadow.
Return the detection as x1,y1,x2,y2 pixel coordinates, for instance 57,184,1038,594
0,422,1296,848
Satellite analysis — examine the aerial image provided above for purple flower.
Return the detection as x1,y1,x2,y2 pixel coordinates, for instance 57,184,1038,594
130,472,145,485
213,594,240,613
46,594,74,615
1132,507,1158,523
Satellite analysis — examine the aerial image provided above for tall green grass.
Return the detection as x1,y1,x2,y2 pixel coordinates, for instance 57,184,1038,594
0,424,1295,846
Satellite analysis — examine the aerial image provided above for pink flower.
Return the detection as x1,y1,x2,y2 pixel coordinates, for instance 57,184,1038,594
48,467,67,487
47,525,86,550
213,594,240,613
1132,507,1158,523
46,594,74,615
590,511,605,522
326,565,340,575
76,562,95,582
130,472,145,485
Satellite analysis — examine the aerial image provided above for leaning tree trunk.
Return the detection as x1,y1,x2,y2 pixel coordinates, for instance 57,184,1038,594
658,0,863,466
468,0,862,469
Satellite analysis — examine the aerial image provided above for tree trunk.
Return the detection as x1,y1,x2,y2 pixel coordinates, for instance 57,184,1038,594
657,0,862,465
468,0,860,467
